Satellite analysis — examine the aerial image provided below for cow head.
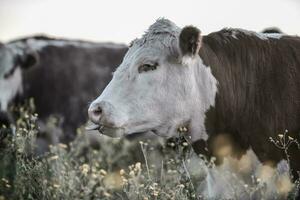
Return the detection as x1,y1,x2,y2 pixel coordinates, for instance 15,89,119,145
0,42,39,125
88,19,217,142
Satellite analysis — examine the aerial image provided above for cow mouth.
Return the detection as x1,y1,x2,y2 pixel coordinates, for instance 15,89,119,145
86,122,157,139
86,122,125,137
86,123,119,132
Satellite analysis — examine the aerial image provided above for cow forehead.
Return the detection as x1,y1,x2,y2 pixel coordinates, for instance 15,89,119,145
127,19,181,57
127,41,169,60
116,19,182,74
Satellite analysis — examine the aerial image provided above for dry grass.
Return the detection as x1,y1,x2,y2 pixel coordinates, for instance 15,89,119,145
0,103,299,199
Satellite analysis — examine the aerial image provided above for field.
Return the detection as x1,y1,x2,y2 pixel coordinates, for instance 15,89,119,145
0,102,299,200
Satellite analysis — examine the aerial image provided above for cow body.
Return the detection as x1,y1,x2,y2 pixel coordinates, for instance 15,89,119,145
0,36,127,143
199,29,300,179
88,19,300,184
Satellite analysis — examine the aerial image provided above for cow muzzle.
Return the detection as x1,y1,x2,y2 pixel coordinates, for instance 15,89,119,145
87,101,126,137
88,102,103,125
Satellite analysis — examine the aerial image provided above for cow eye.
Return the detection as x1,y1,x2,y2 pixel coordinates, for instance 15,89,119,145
138,63,158,73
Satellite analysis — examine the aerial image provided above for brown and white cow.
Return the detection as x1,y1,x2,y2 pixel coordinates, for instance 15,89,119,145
88,19,300,181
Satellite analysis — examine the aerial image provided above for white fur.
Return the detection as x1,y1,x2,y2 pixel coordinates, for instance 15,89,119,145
263,33,284,39
0,67,22,111
231,29,284,40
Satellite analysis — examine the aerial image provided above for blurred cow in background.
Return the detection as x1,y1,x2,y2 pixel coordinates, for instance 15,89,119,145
0,36,128,153
261,27,283,34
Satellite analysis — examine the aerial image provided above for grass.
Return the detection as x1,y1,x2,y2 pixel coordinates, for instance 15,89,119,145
0,102,299,199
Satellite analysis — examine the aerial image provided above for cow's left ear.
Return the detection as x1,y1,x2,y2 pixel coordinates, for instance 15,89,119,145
19,50,39,69
179,26,202,58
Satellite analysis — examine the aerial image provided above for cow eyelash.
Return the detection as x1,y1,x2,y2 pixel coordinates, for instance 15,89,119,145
138,63,158,73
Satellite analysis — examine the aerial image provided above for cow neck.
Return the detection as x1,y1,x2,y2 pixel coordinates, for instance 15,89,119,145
198,38,220,76
191,38,220,157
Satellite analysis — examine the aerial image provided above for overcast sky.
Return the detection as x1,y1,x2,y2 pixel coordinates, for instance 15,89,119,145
0,0,299,44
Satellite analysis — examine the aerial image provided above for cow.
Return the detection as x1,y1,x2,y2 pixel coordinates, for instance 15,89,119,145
0,36,128,150
88,18,300,186
261,27,283,34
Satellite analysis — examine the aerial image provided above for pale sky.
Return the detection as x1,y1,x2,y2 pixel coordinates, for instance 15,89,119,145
0,0,299,44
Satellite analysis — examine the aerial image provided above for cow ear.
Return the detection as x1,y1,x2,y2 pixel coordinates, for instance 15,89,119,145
19,50,39,69
179,26,202,58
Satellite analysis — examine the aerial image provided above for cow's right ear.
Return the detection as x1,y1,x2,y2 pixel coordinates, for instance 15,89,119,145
19,50,39,69
179,26,202,59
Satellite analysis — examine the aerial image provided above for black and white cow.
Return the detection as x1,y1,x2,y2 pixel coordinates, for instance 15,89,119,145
261,27,283,34
0,36,127,144
88,19,300,182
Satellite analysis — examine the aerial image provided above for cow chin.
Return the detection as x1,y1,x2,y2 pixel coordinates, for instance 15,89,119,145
98,126,125,138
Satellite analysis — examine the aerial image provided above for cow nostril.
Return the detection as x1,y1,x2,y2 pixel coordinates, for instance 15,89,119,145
93,106,102,116
88,104,103,123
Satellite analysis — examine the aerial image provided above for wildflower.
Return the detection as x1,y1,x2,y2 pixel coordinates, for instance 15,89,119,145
153,191,159,197
182,142,188,146
49,155,59,161
81,164,90,175
278,134,284,139
1,178,8,183
135,162,141,171
129,170,135,177
210,157,216,163
288,136,294,140
122,177,128,184
103,192,111,197
58,143,68,149
120,169,125,176
257,178,261,183
169,142,175,147
53,184,60,188
91,173,97,179
92,150,98,154
100,169,107,176
178,184,185,189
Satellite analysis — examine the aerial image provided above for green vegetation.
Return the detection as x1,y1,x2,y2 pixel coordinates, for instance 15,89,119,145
0,103,299,199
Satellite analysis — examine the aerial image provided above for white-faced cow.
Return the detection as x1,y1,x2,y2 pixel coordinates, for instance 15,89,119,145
0,36,127,147
88,19,300,182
